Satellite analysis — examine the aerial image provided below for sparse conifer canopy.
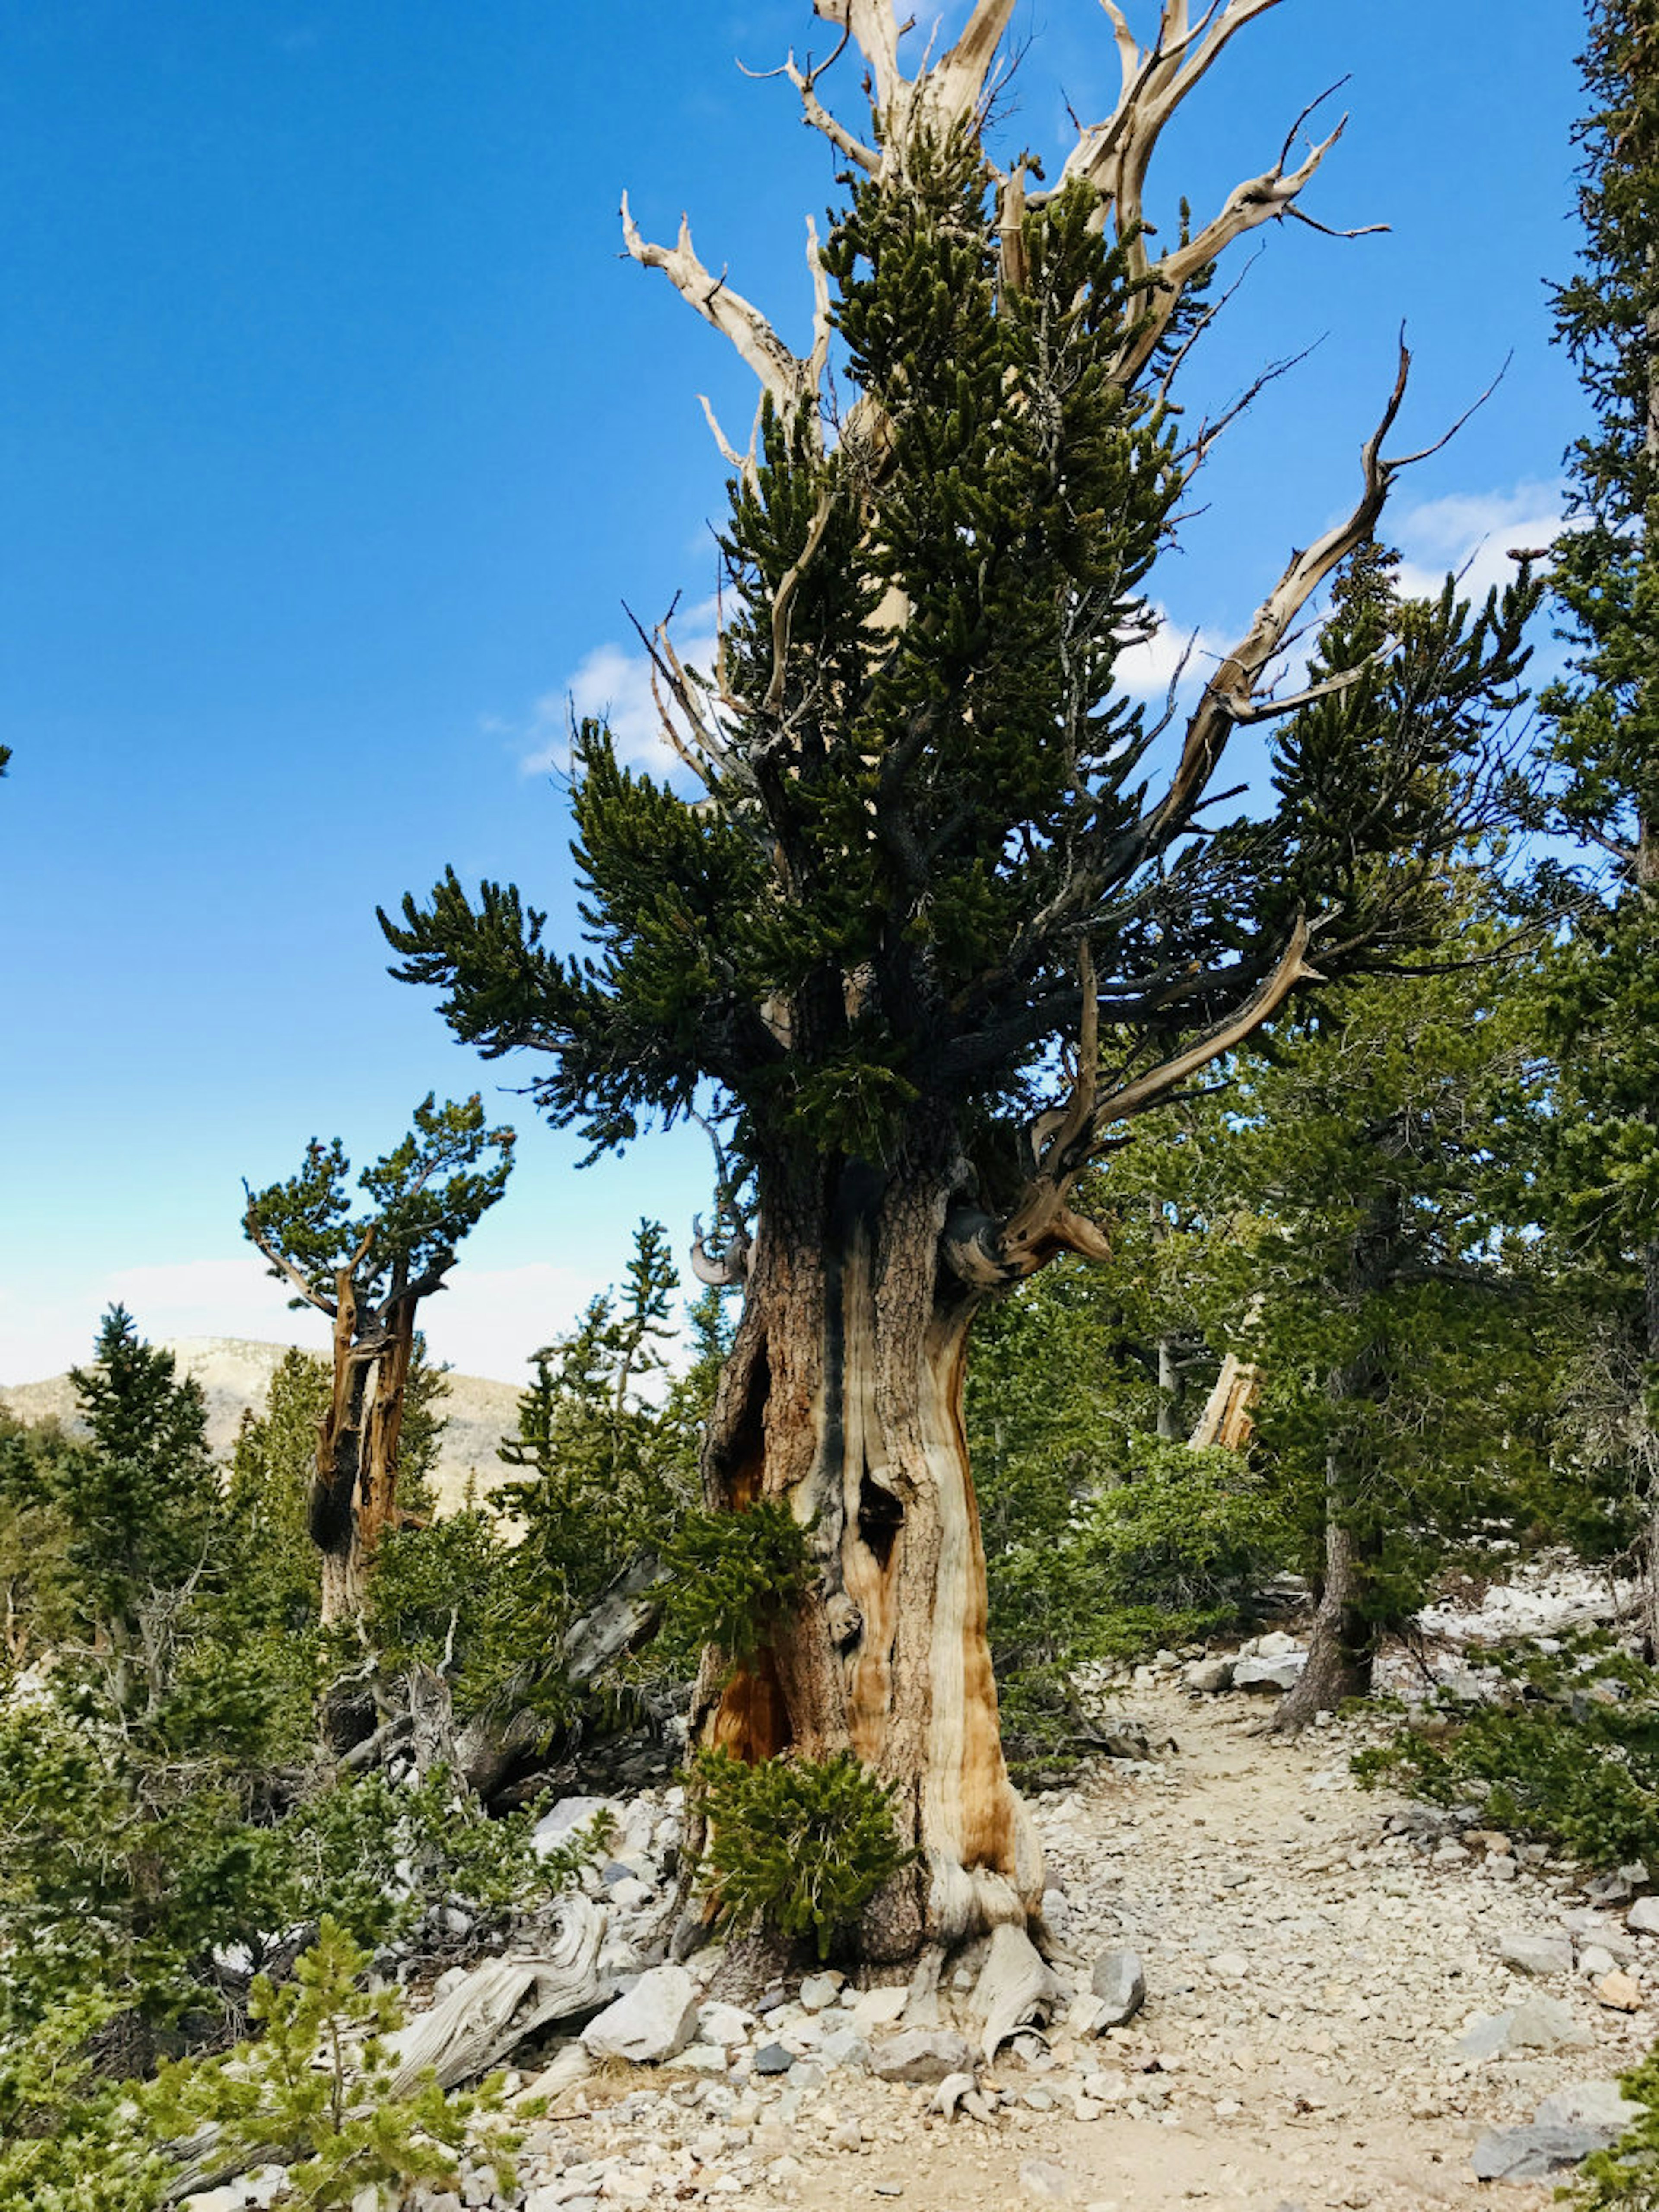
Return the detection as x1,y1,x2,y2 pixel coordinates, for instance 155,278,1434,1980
242,1096,514,1625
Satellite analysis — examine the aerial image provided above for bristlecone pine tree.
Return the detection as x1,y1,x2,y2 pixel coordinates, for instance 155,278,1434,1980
242,1097,513,1626
1544,0,1659,1650
384,1,1536,1958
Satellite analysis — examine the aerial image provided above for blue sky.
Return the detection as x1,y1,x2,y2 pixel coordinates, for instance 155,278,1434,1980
0,0,1584,1384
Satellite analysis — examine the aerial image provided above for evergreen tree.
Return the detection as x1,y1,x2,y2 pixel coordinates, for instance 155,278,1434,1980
1543,0,1659,1646
1220,899,1551,1725
242,1096,513,1624
383,4,1537,1956
61,1308,219,1645
0,1412,76,1674
474,1220,698,1719
225,1350,329,1632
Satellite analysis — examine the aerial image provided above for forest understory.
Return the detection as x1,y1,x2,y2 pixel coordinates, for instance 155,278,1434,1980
179,1565,1659,2212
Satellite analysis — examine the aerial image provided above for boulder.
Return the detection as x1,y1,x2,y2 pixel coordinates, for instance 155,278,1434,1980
1498,1930,1573,1977
1233,1653,1306,1693
1089,1949,1146,2027
850,1985,910,2034
1456,1996,1593,2059
753,2041,794,2076
696,2001,755,2050
1471,2124,1621,2182
1627,1896,1659,1936
582,1964,700,2064
533,1796,619,1856
1184,1657,1236,1693
664,2042,728,2075
870,2028,978,2084
819,2026,874,2071
1534,2079,1645,2132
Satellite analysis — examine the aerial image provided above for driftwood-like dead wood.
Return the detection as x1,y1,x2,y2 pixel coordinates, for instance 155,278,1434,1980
970,1921,1063,2063
384,1895,606,2095
1189,1351,1262,1450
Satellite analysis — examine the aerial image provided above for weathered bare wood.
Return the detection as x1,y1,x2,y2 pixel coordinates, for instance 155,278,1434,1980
562,1551,667,1686
971,1922,1063,2063
1188,1353,1261,1450
384,1896,606,2095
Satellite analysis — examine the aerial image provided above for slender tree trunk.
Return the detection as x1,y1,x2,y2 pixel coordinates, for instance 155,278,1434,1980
312,1276,416,1629
1155,1339,1185,1441
1274,1327,1388,1733
1272,1488,1379,1730
691,1153,1042,1962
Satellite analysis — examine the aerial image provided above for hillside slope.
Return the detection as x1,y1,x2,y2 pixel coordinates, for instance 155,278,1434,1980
0,1336,524,1515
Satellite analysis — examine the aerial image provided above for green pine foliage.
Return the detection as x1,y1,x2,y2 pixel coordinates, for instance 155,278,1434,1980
659,1499,812,1672
244,1096,515,1319
965,1233,1290,1765
1219,900,1553,1648
62,1306,220,1637
383,133,1535,1208
405,1221,701,1723
689,1748,914,1961
0,1410,77,1677
277,1766,601,1956
1543,0,1659,1471
225,1349,328,1630
0,1920,515,2212
1356,1634,1659,1873
152,1916,509,2209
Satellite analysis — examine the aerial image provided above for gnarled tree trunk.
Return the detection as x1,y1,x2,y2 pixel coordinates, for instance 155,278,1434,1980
1272,1501,1380,1730
312,1275,417,1628
1273,1335,1387,1732
691,1154,1042,1961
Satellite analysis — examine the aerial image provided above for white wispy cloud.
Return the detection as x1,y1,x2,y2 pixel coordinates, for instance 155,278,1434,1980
1393,479,1568,607
519,599,723,777
1114,606,1232,701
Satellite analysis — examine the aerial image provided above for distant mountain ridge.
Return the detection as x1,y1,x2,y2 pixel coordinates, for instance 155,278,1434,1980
0,1337,524,1516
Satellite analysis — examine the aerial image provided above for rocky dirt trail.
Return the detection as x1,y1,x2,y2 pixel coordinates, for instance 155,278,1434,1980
443,1654,1659,2212
190,1627,1659,2212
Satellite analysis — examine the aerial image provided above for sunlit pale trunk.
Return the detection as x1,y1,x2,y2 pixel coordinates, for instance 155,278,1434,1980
692,1154,1042,1961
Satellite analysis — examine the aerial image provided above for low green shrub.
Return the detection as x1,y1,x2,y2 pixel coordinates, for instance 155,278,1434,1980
1353,1633,1659,1870
0,1920,515,2212
660,1500,813,1670
689,1747,914,1960
1574,2043,1659,2208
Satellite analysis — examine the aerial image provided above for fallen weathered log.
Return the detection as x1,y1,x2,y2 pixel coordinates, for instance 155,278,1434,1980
384,1893,606,2094
563,1551,667,1686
